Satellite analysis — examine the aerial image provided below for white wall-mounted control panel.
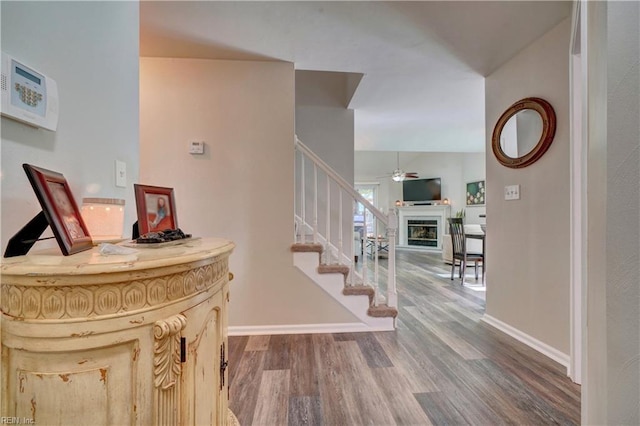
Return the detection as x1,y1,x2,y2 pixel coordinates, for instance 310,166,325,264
1,52,59,131
189,141,205,155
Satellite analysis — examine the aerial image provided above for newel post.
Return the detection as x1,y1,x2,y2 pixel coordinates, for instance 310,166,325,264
387,209,398,308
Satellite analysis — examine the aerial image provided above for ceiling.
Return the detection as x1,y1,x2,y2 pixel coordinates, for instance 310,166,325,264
140,1,572,153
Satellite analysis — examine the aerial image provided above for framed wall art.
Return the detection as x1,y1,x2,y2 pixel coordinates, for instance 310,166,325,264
466,180,485,206
134,184,178,235
17,164,93,256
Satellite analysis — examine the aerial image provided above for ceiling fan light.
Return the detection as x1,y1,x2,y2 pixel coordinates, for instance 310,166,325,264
392,174,405,182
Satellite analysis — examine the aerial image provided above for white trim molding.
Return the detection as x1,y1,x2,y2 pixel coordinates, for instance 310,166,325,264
229,322,386,336
568,0,586,386
482,314,570,370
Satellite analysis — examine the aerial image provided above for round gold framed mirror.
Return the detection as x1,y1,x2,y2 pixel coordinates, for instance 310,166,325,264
491,97,556,169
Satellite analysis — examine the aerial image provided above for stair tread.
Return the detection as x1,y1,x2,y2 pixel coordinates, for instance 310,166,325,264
342,285,375,296
317,264,350,274
343,285,375,304
367,304,399,318
291,243,323,253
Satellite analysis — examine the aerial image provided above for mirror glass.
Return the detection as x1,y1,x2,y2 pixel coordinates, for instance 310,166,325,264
499,109,543,158
491,97,556,169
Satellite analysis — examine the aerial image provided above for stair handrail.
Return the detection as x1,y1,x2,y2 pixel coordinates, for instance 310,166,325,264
295,138,388,225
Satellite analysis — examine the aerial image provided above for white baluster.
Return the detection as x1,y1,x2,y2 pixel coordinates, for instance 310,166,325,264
387,209,398,309
349,199,356,287
313,164,318,244
373,218,379,307
325,177,331,264
362,208,368,287
300,153,306,244
338,191,343,265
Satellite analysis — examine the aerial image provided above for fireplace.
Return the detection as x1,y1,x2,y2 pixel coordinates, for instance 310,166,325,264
407,219,438,247
397,205,450,250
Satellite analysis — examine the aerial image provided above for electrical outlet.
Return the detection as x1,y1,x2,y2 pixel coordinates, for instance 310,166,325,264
504,184,520,200
115,160,127,188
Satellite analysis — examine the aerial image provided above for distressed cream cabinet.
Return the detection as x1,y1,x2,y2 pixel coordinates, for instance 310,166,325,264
1,238,234,425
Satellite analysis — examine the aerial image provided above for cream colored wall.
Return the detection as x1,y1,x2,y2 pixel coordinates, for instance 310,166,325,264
139,58,359,328
485,19,571,354
1,2,139,253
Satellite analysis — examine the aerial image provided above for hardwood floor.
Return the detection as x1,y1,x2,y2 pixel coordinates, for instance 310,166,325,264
229,249,581,425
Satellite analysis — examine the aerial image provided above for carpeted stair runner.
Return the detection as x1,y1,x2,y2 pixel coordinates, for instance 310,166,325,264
291,243,398,319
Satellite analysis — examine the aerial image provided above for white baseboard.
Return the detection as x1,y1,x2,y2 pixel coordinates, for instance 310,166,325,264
396,246,442,253
229,322,392,336
481,314,570,371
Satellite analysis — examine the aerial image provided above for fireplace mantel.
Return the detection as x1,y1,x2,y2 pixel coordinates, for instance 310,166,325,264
397,205,451,250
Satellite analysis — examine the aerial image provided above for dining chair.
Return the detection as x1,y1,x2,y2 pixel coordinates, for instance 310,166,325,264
448,217,484,285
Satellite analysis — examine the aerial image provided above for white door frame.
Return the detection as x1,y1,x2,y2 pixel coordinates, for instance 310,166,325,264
569,0,587,385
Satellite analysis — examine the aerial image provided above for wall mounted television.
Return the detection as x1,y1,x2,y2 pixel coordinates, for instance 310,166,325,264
402,178,442,203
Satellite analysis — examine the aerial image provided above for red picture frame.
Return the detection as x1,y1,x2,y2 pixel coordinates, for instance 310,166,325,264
134,184,178,235
23,164,93,256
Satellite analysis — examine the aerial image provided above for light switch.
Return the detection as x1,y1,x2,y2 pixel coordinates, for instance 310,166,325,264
115,160,126,188
504,184,520,200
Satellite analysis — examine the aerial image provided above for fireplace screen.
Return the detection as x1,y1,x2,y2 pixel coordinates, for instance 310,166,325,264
407,219,438,247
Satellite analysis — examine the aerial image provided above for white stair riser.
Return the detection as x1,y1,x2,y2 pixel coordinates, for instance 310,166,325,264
293,252,394,330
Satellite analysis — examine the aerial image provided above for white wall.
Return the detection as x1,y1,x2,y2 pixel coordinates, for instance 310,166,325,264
485,19,571,354
583,2,609,421
140,58,358,328
604,1,639,423
354,151,485,223
583,3,640,422
1,2,139,253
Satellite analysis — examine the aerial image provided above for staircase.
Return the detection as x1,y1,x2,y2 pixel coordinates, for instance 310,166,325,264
293,138,398,331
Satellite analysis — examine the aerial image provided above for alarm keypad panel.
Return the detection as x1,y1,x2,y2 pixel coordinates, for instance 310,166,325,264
11,60,46,115
1,52,58,131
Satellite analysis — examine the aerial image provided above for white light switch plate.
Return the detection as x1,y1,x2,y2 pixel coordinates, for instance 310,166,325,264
115,160,127,188
504,184,520,200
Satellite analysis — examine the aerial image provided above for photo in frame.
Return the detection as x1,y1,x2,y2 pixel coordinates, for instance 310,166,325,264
22,164,93,255
134,184,178,235
466,180,486,206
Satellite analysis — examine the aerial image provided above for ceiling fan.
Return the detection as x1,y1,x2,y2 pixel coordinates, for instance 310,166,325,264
379,152,419,182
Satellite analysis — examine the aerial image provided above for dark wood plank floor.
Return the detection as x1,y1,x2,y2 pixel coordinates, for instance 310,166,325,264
229,249,581,425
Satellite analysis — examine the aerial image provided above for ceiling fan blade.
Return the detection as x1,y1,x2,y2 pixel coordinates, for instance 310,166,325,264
380,154,418,181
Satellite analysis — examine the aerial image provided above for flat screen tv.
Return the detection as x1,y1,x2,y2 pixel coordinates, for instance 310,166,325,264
402,178,442,203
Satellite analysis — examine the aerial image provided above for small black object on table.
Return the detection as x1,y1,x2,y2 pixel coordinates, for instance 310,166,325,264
136,228,192,244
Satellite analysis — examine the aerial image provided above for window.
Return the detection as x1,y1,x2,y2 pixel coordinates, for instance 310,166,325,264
354,184,378,237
